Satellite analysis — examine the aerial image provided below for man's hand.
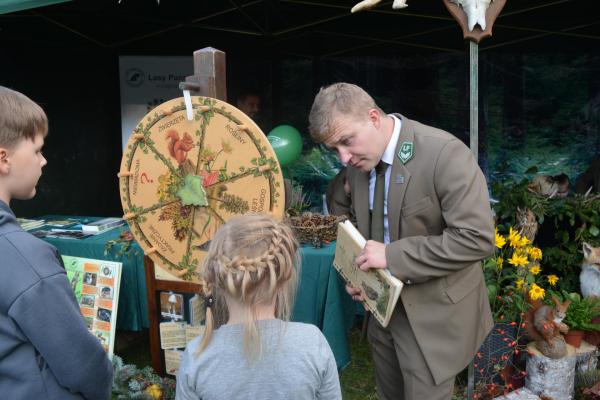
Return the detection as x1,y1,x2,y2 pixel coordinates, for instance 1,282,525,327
346,285,365,302
356,240,387,271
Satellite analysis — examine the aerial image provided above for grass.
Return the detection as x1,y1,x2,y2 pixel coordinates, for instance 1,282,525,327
339,323,470,400
340,326,378,400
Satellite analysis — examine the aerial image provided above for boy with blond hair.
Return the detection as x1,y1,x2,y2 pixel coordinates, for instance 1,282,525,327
0,86,112,399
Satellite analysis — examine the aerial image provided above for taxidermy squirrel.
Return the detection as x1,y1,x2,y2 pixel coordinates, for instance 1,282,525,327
580,242,600,299
525,295,571,359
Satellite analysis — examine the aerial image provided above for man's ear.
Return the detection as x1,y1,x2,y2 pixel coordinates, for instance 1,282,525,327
0,148,10,175
367,108,381,127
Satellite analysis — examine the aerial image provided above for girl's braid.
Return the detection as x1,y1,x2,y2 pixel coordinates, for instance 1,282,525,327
218,226,289,298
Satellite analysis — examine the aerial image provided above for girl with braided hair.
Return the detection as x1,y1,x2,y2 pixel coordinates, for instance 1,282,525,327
176,214,341,400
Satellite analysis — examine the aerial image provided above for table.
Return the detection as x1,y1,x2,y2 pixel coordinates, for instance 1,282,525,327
36,216,149,332
293,243,356,370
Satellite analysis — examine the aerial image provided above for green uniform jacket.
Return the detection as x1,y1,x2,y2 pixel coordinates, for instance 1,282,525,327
340,114,495,385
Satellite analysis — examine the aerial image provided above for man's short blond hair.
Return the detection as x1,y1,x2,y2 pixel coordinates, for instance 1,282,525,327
0,86,48,149
308,82,384,143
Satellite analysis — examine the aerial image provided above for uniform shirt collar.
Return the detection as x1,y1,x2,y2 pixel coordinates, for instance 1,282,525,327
380,114,402,166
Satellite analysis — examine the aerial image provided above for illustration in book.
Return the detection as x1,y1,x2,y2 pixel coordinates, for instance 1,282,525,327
62,255,122,359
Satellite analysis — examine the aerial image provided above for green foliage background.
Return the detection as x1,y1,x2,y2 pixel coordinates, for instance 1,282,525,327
272,54,600,212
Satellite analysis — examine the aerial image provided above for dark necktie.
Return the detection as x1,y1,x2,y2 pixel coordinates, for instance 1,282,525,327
370,161,387,242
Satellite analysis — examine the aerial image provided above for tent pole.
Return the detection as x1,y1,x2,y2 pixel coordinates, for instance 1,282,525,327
469,40,479,160
466,39,478,400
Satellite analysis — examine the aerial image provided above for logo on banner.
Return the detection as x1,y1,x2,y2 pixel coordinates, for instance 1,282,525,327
125,68,145,87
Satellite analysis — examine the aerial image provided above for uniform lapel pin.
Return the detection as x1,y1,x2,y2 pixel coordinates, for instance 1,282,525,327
397,142,413,164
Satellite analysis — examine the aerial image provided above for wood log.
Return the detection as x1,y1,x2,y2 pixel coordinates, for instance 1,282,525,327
493,387,540,400
525,343,577,400
575,340,598,373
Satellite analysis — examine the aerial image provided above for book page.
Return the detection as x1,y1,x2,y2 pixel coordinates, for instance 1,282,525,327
333,221,403,327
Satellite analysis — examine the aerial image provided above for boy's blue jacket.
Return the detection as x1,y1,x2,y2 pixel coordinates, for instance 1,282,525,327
0,200,113,399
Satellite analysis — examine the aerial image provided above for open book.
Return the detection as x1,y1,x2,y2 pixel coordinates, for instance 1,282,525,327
333,220,403,327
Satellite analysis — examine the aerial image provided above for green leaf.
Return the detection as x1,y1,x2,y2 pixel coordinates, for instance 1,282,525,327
590,225,600,237
176,174,208,207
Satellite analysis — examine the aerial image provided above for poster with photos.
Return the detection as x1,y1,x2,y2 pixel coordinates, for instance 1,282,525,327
62,255,122,359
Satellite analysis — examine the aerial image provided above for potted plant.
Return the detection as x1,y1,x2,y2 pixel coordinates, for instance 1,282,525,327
561,292,600,348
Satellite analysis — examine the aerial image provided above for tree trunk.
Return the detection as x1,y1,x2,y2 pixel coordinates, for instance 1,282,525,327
525,343,576,400
575,340,598,373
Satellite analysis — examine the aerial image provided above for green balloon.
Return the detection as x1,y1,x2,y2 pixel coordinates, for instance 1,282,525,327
267,125,303,167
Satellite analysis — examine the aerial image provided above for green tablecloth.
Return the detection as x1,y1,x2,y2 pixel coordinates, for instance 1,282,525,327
293,243,356,370
36,216,148,332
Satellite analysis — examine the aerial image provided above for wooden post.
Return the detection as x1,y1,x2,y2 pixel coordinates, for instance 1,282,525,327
179,47,227,101
144,256,165,376
145,47,227,377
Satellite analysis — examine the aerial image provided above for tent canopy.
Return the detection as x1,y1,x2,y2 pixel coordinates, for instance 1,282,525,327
1,0,598,56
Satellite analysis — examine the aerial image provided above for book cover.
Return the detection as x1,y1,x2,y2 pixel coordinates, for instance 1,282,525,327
45,218,81,228
33,230,93,240
62,255,122,359
333,220,403,328
81,217,125,233
17,218,46,231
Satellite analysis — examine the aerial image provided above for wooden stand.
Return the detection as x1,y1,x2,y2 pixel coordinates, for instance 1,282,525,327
144,257,202,375
144,47,227,376
525,343,577,400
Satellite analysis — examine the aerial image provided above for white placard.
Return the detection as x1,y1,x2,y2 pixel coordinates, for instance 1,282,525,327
119,56,192,150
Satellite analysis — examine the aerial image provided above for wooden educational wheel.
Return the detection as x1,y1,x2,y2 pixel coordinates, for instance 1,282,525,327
119,96,284,282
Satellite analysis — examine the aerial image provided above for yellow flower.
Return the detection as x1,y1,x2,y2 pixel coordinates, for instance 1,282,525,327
528,247,543,261
529,284,545,300
519,236,531,247
508,252,529,267
495,232,506,249
547,275,559,286
145,384,162,400
516,279,524,290
496,257,504,267
529,265,541,275
508,227,522,248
